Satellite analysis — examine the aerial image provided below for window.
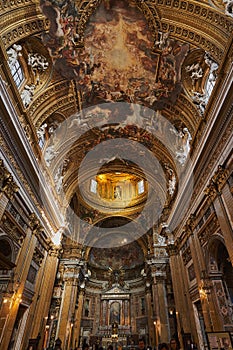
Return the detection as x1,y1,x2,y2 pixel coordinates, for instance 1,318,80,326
138,180,144,194
10,59,24,88
90,179,97,193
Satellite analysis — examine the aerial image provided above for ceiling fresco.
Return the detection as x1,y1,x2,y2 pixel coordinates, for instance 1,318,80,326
18,0,229,245
40,0,189,108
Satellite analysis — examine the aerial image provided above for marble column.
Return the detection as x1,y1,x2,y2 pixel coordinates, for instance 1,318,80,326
72,289,85,349
29,246,60,348
150,264,169,343
167,244,187,349
56,264,80,350
145,285,154,346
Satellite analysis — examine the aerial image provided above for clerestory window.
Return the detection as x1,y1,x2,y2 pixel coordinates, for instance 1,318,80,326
10,59,24,88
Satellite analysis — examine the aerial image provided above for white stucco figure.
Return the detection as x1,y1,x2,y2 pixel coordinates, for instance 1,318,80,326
37,123,47,147
20,85,35,108
185,63,203,83
44,145,58,166
7,44,22,69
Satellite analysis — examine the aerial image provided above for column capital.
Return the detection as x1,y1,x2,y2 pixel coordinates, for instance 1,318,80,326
48,244,61,257
186,214,196,230
205,165,229,200
149,262,167,279
29,213,44,236
166,243,178,257
0,160,18,199
182,214,196,237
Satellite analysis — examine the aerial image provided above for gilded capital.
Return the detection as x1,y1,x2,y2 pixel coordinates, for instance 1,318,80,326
186,214,196,230
0,160,18,199
48,244,61,257
166,243,178,257
29,213,44,236
205,165,229,200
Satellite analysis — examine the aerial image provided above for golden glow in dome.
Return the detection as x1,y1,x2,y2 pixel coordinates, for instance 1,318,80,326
81,172,148,213
94,172,146,201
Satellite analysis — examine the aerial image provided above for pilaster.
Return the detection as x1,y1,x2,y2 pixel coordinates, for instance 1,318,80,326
0,214,38,349
54,261,82,350
150,262,169,343
167,244,187,349
205,165,233,264
72,289,85,349
145,285,154,346
28,245,60,348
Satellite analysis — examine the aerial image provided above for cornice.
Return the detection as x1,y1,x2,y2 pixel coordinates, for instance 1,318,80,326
160,20,225,62
157,0,233,36
0,6,41,35
162,10,231,42
167,61,233,238
0,0,34,13
0,88,65,233
1,17,48,49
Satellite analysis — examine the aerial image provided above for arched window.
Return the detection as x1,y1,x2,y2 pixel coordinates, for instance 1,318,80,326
11,59,24,88
7,44,24,88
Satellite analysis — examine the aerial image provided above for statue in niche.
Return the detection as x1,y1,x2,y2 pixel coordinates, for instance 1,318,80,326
114,185,121,199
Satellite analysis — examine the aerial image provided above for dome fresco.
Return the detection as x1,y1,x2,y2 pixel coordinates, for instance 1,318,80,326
89,240,145,270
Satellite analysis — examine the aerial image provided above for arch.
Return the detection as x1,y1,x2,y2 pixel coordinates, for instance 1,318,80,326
0,233,16,270
206,235,233,314
206,233,226,274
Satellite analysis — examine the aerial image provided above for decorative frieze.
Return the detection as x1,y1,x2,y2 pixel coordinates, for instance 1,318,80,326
0,0,34,13
157,0,233,35
0,136,40,209
1,19,48,49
